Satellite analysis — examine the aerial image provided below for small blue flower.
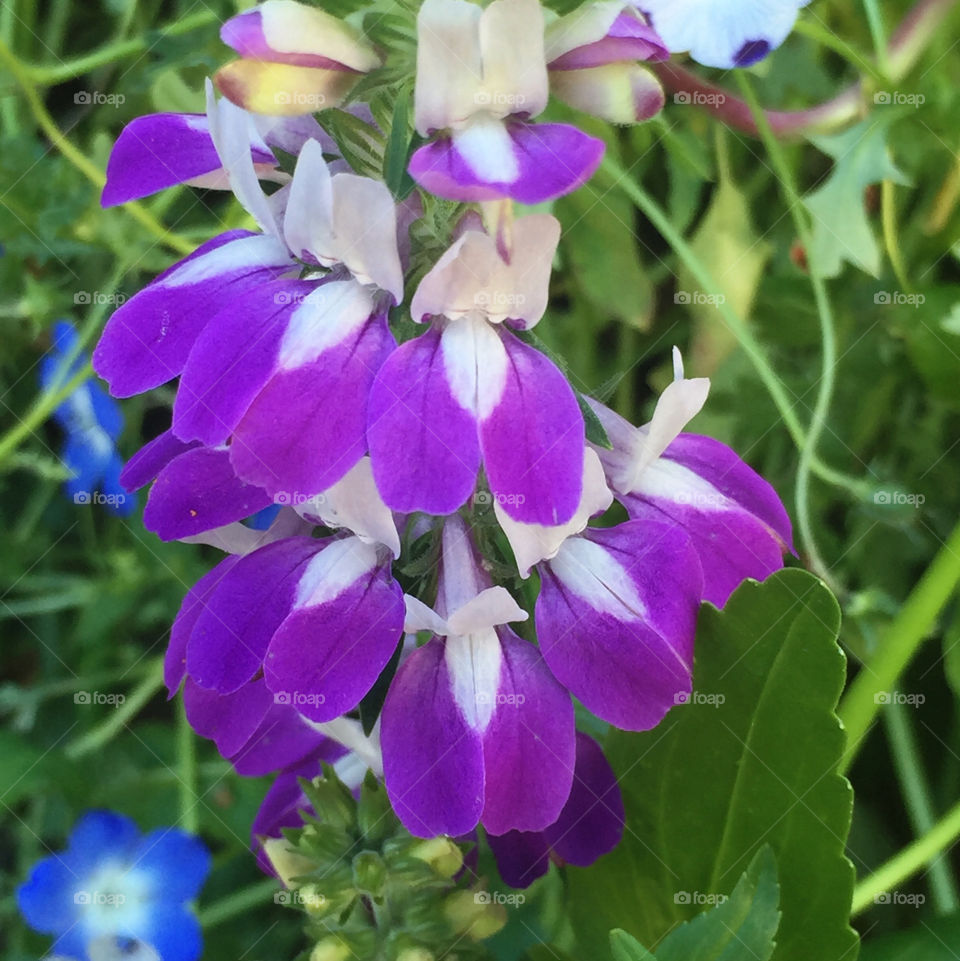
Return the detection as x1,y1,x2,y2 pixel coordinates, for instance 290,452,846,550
40,321,134,516
17,810,211,961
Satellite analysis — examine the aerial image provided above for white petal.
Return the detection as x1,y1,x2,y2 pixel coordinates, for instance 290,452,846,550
445,628,503,731
478,0,549,117
447,586,527,635
545,1,622,63
496,448,613,577
549,535,647,619
452,115,520,185
284,138,335,261
307,457,401,557
438,514,488,614
440,313,509,419
404,594,450,634
294,536,380,608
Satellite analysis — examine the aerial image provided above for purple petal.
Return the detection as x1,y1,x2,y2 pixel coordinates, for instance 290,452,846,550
367,326,480,515
487,830,551,889
143,446,273,541
382,638,485,838
622,432,793,607
251,764,315,873
186,537,323,694
409,122,604,204
544,733,624,867
120,429,200,492
93,231,291,397
101,113,274,207
230,313,395,499
536,519,702,731
480,629,575,835
264,554,404,722
550,14,670,69
173,279,318,445
182,677,273,758
166,557,241,696
480,334,584,525
230,707,338,776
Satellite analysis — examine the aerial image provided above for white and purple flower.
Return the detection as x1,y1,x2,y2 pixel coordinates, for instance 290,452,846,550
408,0,605,202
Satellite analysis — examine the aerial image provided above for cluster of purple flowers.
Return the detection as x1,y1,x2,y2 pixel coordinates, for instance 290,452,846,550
91,0,801,895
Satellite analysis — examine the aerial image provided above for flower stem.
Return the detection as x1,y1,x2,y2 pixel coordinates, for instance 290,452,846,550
198,879,280,928
883,700,960,912
861,0,891,77
26,9,218,84
852,796,960,915
178,698,200,835
839,519,960,771
735,72,838,589
0,37,193,255
882,179,912,293
599,157,870,502
64,658,164,759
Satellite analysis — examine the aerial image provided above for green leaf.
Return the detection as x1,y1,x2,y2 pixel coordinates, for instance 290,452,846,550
382,87,418,201
804,117,910,278
610,847,780,961
317,109,385,179
568,570,858,961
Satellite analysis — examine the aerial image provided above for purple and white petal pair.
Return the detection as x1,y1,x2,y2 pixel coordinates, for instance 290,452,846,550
546,3,669,124
409,0,605,202
381,519,576,838
170,534,404,726
589,348,794,606
368,216,585,525
642,0,811,69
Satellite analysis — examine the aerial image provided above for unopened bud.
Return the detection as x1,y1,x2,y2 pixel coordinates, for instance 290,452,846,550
444,890,507,940
263,837,315,889
310,937,351,961
408,837,464,879
352,850,388,897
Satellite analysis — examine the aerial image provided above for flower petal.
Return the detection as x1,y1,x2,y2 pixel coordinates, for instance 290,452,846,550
183,677,274,758
536,519,702,730
120,429,200,493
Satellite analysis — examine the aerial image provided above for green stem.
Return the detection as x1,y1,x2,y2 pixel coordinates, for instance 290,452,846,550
793,19,889,86
65,659,164,759
198,879,280,928
178,698,199,834
852,797,960,915
862,0,891,77
839,520,960,771
0,38,193,255
882,179,912,293
599,156,870,502
27,10,218,84
883,700,960,912
735,72,838,589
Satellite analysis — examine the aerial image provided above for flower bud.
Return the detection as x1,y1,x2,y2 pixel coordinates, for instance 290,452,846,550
352,851,388,897
263,837,316,889
310,938,352,961
443,890,507,940
408,837,464,879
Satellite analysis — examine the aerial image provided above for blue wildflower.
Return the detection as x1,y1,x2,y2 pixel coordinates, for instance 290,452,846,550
40,321,134,516
17,810,210,961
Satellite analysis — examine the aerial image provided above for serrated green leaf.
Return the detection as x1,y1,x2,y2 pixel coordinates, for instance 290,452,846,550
804,116,910,277
569,570,858,961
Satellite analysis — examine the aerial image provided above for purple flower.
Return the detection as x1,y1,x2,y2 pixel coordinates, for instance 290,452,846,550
487,733,624,888
408,0,605,202
380,518,576,838
641,0,811,69
367,215,586,525
17,811,209,961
